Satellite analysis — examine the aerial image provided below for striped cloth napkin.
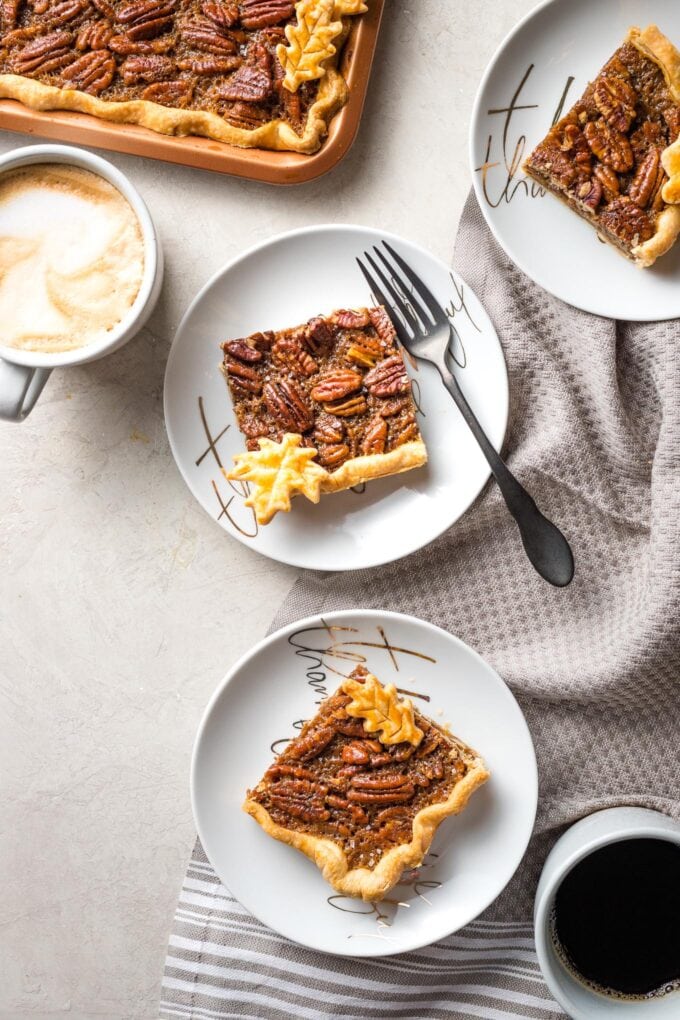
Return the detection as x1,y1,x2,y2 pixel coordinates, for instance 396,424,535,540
160,193,680,1019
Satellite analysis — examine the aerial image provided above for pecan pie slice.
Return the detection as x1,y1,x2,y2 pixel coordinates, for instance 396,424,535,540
243,665,489,900
0,0,367,153
523,25,680,267
221,305,428,525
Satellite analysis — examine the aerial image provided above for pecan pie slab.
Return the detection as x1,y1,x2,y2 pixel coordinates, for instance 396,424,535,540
0,0,367,153
523,25,680,267
221,305,428,525
243,665,489,901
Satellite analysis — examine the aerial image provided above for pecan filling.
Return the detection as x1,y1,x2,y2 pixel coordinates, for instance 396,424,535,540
524,40,680,257
0,0,317,133
248,666,471,871
221,306,422,472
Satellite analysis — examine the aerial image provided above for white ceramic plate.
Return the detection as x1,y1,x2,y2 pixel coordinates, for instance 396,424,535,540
191,610,538,957
164,225,508,571
470,0,680,320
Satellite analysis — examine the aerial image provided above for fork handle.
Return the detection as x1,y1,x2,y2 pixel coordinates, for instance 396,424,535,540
439,365,574,588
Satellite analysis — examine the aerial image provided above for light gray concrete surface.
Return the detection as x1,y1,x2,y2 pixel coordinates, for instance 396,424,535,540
0,2,536,1016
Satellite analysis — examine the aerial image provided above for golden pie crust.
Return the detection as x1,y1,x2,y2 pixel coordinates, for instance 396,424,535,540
244,762,487,901
243,669,489,901
523,25,680,267
0,1,366,154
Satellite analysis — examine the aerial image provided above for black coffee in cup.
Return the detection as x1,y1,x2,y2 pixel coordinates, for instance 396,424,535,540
551,838,680,1000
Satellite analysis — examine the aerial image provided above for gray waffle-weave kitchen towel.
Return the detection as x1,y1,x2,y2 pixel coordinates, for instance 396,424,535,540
160,193,680,1019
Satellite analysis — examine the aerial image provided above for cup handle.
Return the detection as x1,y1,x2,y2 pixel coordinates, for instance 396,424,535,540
0,359,51,422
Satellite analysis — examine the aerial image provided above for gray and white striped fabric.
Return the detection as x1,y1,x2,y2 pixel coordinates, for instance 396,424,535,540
160,193,680,1018
160,841,563,1020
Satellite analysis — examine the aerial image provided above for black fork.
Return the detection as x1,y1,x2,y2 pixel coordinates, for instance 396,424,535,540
357,241,574,588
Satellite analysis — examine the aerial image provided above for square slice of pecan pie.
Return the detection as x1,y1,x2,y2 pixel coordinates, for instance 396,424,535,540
523,25,680,267
221,306,428,525
243,665,489,901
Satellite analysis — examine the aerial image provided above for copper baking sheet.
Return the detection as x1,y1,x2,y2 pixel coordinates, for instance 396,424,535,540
0,0,384,184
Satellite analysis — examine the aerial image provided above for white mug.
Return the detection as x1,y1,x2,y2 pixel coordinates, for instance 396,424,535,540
534,807,680,1019
0,143,163,421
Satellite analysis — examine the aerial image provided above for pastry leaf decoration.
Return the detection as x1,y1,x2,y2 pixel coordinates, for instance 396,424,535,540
342,673,424,747
277,0,368,94
662,138,680,203
226,433,327,526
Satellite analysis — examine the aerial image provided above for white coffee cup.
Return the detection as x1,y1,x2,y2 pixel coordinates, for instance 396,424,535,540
0,143,163,421
535,807,680,1019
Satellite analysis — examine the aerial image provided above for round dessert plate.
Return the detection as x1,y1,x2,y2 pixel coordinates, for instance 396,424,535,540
470,0,680,320
164,224,508,571
191,609,538,958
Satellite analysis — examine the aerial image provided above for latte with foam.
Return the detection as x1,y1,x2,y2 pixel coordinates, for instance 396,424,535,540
0,164,144,354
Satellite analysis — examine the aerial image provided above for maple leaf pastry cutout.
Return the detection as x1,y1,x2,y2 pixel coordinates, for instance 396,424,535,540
227,433,327,525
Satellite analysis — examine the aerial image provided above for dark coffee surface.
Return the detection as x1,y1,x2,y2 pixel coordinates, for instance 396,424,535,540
554,838,680,998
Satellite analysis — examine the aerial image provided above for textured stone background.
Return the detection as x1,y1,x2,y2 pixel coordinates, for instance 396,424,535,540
0,2,537,1017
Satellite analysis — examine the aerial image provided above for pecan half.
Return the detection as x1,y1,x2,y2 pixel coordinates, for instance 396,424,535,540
116,0,175,40
76,20,114,50
142,79,194,106
268,796,329,822
61,49,115,93
325,794,368,824
375,805,409,825
362,416,387,455
13,31,73,75
1,0,22,28
341,741,369,765
393,422,420,446
263,379,313,432
222,99,268,129
181,17,237,54
350,773,410,791
215,63,271,101
269,778,327,798
313,414,344,444
271,336,317,377
346,334,382,368
109,33,173,54
324,394,368,417
317,443,349,468
560,123,592,172
599,196,654,246
575,177,602,212
368,305,396,342
332,717,368,738
177,54,241,74
593,74,637,132
584,118,633,173
240,0,294,30
120,53,174,84
287,726,334,761
311,370,363,403
415,728,440,759
47,0,90,28
594,163,620,201
347,784,416,805
378,396,410,418
225,360,262,394
306,316,335,352
334,308,370,328
628,148,664,209
223,339,263,363
364,355,410,398
201,0,238,27
265,763,316,782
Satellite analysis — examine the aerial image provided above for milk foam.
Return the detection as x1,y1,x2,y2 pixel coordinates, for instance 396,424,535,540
0,164,145,353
